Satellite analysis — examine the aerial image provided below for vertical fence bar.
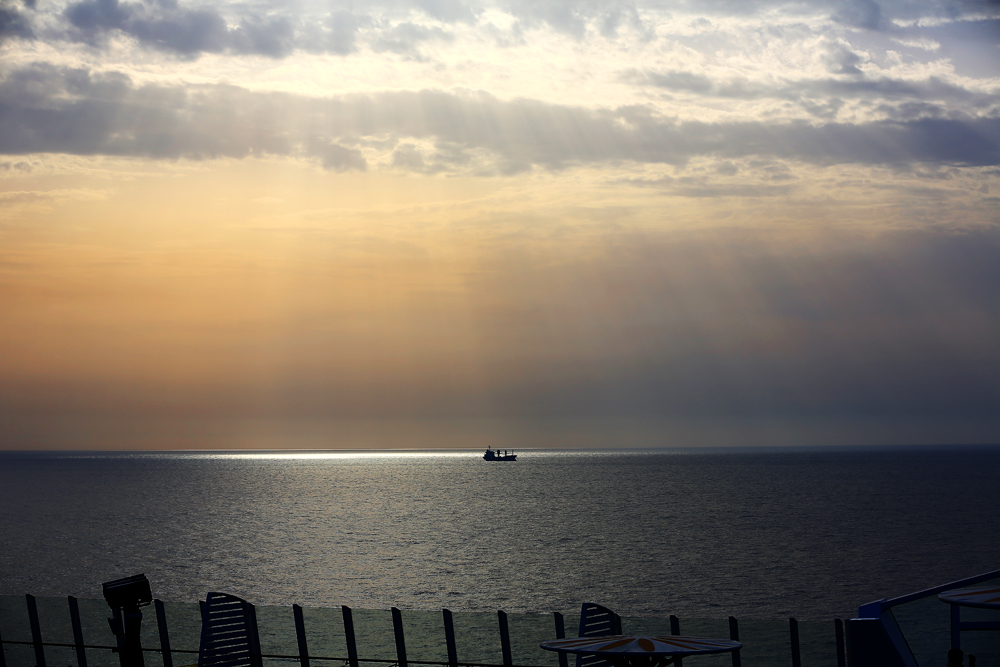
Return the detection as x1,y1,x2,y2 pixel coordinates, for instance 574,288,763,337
789,618,801,667
442,610,458,667
244,602,262,667
0,621,8,667
497,611,512,667
834,618,846,667
728,617,741,667
553,612,567,667
293,605,310,667
669,615,681,667
950,604,961,649
153,600,172,667
26,594,46,667
391,608,407,667
342,606,359,667
69,596,89,667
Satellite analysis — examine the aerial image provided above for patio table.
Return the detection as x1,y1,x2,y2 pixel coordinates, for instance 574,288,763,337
938,585,1000,649
540,634,742,667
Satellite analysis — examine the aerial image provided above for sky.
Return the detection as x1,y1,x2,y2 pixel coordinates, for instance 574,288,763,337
1,0,999,450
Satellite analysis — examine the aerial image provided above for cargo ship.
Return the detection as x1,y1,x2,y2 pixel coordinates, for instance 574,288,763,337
483,447,517,461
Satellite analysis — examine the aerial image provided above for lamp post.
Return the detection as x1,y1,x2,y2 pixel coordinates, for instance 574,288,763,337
103,574,153,667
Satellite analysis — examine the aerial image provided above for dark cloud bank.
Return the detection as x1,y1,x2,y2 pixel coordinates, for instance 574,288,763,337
36,0,1000,57
1,64,998,170
62,0,359,57
3,0,998,58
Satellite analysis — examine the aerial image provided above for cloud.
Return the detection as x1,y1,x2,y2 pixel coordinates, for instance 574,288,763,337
0,64,998,170
892,36,941,50
62,0,353,57
0,0,33,42
14,0,994,68
0,159,32,172
832,0,887,30
65,0,231,54
372,21,454,58
299,11,365,55
413,0,478,23
629,65,1000,120
822,42,867,75
622,176,798,197
228,15,297,58
640,70,716,94
391,143,447,173
0,187,110,208
499,0,651,38
308,138,368,171
54,0,647,59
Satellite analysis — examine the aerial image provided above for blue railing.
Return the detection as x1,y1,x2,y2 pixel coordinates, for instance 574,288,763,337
845,569,1000,667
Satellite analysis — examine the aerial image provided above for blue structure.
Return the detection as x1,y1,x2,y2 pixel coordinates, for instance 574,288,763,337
845,569,1000,667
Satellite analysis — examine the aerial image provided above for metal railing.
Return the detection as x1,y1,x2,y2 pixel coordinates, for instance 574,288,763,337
1,595,848,667
845,569,1000,667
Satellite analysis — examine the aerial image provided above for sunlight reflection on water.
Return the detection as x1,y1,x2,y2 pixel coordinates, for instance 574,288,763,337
1,447,999,621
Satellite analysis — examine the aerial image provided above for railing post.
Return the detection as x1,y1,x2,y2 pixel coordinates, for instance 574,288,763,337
153,600,172,667
789,618,801,667
391,608,408,667
293,605,310,667
669,616,681,667
245,601,262,667
442,609,458,667
0,621,7,667
835,618,846,667
69,596,89,667
498,610,512,667
728,617,741,667
950,603,961,649
342,606,359,667
26,594,46,667
553,612,567,667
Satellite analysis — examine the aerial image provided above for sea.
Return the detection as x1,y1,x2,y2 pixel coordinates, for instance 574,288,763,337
2,446,999,623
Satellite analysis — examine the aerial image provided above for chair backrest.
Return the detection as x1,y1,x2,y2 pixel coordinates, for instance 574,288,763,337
198,592,262,667
576,603,622,667
578,602,622,637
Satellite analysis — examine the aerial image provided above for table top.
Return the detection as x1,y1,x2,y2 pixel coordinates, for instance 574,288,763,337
938,585,1000,609
539,635,742,657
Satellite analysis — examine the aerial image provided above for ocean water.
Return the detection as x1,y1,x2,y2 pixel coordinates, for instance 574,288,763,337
1,446,999,622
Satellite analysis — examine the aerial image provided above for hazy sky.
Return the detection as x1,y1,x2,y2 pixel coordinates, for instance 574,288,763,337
1,0,998,449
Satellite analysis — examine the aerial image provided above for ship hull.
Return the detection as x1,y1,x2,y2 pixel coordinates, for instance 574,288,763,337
483,450,517,461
